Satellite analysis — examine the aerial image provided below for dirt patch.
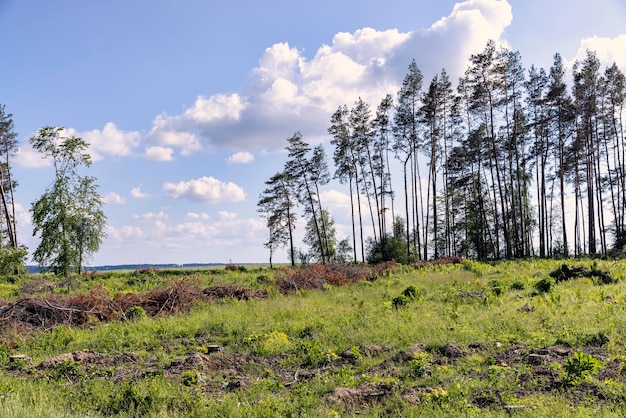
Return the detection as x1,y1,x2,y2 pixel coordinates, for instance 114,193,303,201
329,383,393,410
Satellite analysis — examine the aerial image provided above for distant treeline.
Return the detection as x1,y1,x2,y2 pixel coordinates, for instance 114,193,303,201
26,263,229,273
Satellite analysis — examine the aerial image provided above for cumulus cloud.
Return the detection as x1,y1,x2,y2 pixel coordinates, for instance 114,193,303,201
15,123,141,166
218,211,238,221
227,151,254,164
570,34,626,70
14,144,51,168
393,0,513,78
186,212,210,219
133,211,169,221
162,176,246,203
130,187,151,199
145,146,174,161
103,192,126,204
104,213,266,263
80,122,141,160
139,0,514,155
320,189,351,209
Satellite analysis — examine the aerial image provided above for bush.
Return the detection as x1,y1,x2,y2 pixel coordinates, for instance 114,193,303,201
510,280,525,290
407,352,432,377
402,285,419,300
488,279,503,296
126,306,147,321
0,246,28,276
392,295,410,309
564,351,602,383
534,276,554,293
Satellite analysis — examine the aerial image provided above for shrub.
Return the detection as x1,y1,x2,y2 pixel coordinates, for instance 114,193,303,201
53,359,81,381
564,351,602,383
126,306,147,321
402,285,419,300
392,295,410,309
510,280,525,290
407,352,432,378
297,340,338,368
0,246,28,276
581,331,609,347
488,279,503,296
534,276,554,293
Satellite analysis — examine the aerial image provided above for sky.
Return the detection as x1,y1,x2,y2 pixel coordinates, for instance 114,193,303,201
1,0,626,266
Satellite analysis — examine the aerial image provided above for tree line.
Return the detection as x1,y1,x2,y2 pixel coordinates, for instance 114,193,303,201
0,107,106,276
258,40,626,265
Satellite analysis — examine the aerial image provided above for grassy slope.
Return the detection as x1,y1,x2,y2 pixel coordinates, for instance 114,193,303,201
1,259,626,416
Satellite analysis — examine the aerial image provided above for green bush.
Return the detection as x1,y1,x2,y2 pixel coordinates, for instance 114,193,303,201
534,276,554,293
126,306,147,321
510,280,525,290
53,359,81,381
407,352,432,378
0,246,28,276
488,279,503,296
564,351,602,383
392,295,410,309
402,285,419,300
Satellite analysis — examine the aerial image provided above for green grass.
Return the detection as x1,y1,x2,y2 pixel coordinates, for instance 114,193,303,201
1,259,626,416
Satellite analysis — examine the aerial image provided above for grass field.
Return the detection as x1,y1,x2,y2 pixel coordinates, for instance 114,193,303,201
1,259,626,416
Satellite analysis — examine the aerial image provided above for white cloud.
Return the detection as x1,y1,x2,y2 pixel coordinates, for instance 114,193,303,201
186,212,209,219
570,34,626,70
16,123,141,167
145,146,174,161
103,192,126,204
227,151,254,164
14,203,31,228
106,225,145,241
14,144,51,168
81,122,141,160
320,189,351,209
130,187,151,199
133,211,169,221
218,211,238,221
104,213,266,263
162,176,246,203
183,94,246,123
137,0,515,155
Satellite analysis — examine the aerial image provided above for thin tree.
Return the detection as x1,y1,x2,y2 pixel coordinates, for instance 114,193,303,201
258,171,297,267
0,105,19,249
30,127,106,276
394,59,423,259
284,132,327,264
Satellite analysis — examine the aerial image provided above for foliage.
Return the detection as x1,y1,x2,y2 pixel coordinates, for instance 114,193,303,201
563,351,602,383
392,294,409,309
303,208,341,263
258,171,298,267
367,217,416,264
407,352,432,378
0,105,20,250
534,276,554,293
30,127,106,276
126,305,147,321
0,245,27,275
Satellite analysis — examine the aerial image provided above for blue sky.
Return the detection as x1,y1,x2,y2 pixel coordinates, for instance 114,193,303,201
1,0,625,265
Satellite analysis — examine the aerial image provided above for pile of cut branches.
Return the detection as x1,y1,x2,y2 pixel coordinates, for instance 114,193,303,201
0,281,266,331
